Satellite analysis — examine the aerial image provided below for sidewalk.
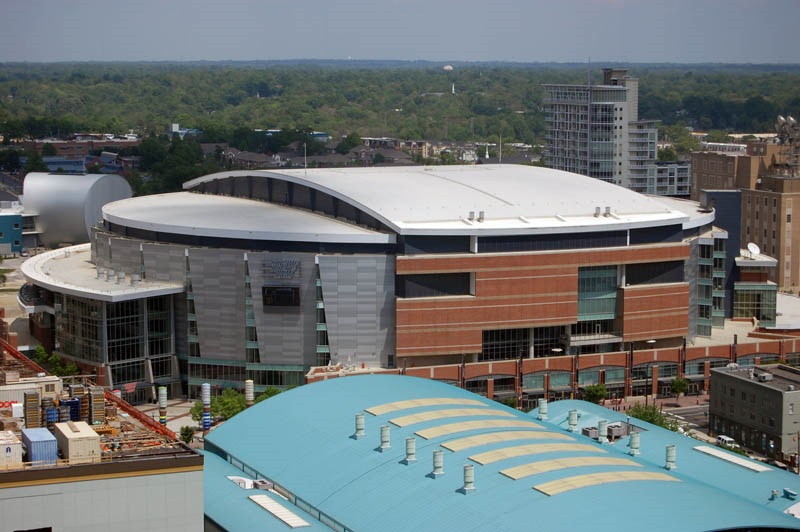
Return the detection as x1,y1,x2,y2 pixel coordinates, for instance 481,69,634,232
134,398,198,435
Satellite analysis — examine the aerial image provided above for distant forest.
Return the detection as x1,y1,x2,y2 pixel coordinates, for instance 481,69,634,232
2,61,800,147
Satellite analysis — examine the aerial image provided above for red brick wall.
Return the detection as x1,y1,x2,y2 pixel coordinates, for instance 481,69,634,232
397,244,690,357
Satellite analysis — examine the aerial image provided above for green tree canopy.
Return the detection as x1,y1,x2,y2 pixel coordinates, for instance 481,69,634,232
671,377,689,396
582,383,608,405
627,403,679,432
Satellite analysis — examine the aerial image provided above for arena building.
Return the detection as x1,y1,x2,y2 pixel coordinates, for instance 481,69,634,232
18,165,725,403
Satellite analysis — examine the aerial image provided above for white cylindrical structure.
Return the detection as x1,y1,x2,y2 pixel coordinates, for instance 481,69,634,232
568,409,578,432
106,269,114,282
245,379,254,407
629,431,640,456
158,386,168,408
404,437,417,464
354,413,366,439
432,450,444,477
158,386,168,426
597,419,608,444
379,425,391,451
537,398,548,420
462,464,475,493
665,444,677,470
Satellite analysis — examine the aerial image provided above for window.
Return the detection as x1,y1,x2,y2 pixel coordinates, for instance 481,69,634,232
12,223,19,229
789,214,793,223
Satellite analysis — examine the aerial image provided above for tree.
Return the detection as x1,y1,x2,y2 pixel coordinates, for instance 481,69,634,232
254,387,282,403
671,377,689,397
582,383,608,404
627,403,679,432
657,146,677,162
22,151,48,175
179,425,196,444
190,387,247,423
41,143,56,156
335,132,362,154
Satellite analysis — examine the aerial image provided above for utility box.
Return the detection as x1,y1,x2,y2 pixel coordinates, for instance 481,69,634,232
0,430,23,470
54,421,101,464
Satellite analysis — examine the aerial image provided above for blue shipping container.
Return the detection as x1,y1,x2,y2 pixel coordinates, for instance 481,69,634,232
21,428,58,465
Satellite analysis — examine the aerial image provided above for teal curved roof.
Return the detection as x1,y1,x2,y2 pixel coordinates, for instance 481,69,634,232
205,375,800,531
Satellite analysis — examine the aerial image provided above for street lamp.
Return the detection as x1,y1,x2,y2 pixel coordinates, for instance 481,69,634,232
645,340,656,406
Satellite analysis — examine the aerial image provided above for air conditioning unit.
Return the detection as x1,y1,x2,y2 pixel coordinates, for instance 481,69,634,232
757,373,773,382
253,479,273,490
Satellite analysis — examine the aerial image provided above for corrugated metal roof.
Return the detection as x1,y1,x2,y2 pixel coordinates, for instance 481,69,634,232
205,375,800,531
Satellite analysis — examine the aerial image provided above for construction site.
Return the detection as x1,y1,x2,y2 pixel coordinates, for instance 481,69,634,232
0,325,203,531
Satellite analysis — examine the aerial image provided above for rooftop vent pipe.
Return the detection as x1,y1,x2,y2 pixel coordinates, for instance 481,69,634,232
478,211,485,222
403,437,417,464
665,444,677,470
468,211,475,221
116,271,125,284
106,269,115,282
568,409,578,432
431,450,444,477
604,206,612,217
594,207,601,217
597,419,608,444
130,274,140,287
461,464,476,494
96,267,105,279
354,413,366,439
379,425,391,452
629,431,640,456
537,398,548,420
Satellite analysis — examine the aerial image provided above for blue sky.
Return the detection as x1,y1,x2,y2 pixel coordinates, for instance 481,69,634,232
1,0,799,63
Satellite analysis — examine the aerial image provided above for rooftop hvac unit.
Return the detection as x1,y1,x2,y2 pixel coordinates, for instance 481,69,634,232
253,479,274,490
757,373,774,382
582,426,599,439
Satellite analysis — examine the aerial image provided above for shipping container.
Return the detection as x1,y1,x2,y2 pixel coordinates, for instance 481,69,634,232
54,421,101,464
22,427,58,465
0,430,23,470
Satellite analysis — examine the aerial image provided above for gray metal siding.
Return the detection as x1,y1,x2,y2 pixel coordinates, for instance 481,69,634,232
189,249,246,361
318,254,395,367
249,252,318,366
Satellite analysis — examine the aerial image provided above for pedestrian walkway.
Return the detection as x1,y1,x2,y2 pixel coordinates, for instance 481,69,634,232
135,398,198,435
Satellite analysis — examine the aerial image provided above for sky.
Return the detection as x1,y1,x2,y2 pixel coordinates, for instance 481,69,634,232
1,0,799,64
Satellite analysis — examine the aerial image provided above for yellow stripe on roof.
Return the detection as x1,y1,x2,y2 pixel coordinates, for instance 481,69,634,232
365,398,486,416
501,456,641,480
442,430,573,452
416,419,542,440
534,471,679,496
390,408,514,427
470,443,603,465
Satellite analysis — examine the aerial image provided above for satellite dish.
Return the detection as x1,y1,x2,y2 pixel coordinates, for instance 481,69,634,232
747,242,760,257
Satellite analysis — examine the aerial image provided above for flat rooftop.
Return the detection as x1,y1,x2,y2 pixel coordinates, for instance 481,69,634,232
20,243,184,302
712,364,800,393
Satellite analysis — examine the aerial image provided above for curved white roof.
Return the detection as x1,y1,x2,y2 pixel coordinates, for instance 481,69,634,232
182,165,708,236
103,192,393,244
